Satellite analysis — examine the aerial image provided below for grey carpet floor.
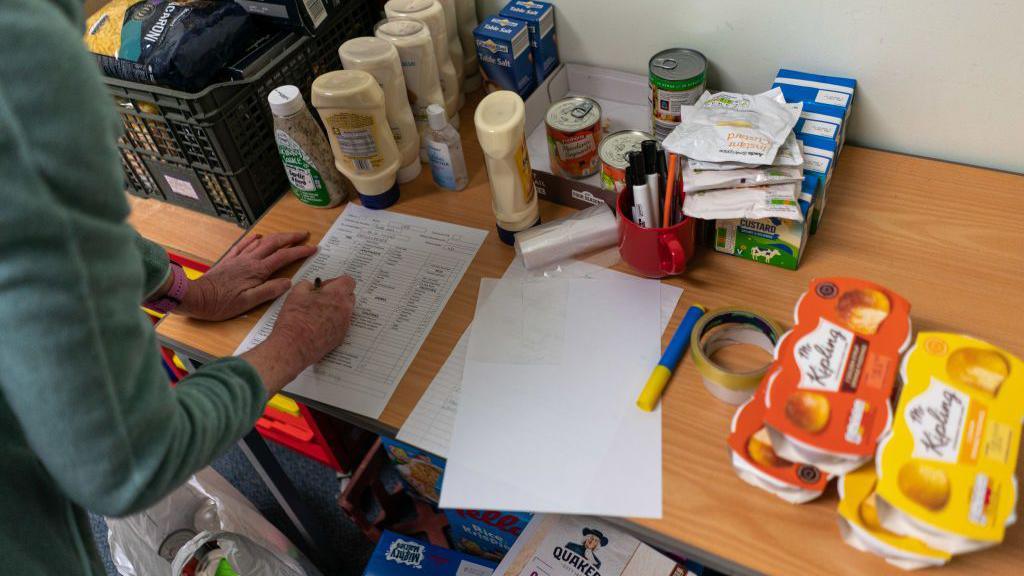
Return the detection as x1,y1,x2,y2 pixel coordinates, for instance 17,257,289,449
89,440,375,575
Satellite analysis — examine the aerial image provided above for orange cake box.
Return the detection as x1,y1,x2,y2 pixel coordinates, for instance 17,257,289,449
764,277,912,476
728,370,831,504
875,333,1024,555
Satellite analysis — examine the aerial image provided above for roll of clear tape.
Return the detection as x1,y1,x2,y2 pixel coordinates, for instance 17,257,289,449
514,204,619,270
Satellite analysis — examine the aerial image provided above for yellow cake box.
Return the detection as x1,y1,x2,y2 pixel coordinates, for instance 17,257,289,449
838,465,952,570
875,332,1024,554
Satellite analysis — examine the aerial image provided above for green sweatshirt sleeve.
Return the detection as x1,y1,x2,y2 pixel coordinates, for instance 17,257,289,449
136,234,172,299
0,0,267,517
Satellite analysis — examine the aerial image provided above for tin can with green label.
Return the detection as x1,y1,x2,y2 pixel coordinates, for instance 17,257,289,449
649,48,707,142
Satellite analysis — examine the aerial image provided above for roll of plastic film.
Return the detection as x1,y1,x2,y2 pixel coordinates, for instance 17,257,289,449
690,308,782,405
514,204,618,270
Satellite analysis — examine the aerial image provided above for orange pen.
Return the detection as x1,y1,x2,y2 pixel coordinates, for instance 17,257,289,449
663,153,677,227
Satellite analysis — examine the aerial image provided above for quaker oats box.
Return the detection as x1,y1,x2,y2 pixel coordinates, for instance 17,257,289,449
445,509,534,563
495,514,692,576
364,531,497,576
379,437,445,504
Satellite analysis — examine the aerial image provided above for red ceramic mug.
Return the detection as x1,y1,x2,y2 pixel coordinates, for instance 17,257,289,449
616,188,696,278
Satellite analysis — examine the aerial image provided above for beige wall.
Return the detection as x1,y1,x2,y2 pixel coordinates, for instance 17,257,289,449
478,0,1024,173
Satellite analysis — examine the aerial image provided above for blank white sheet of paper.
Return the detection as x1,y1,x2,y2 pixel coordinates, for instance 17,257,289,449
234,204,486,419
439,271,665,518
397,256,682,458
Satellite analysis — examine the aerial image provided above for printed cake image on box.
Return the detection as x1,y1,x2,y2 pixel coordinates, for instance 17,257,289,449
379,437,445,504
446,509,533,562
364,531,497,576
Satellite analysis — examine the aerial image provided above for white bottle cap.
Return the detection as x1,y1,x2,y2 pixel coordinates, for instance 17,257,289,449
268,85,304,117
427,104,448,130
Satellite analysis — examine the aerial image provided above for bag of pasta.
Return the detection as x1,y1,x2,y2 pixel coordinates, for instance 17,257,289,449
84,0,256,92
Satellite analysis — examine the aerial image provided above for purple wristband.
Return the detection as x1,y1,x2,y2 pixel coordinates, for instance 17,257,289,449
146,262,188,314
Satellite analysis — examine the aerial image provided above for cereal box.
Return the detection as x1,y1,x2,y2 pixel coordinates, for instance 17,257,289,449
445,509,533,562
474,16,536,98
714,173,820,270
874,333,1024,554
364,531,497,576
499,1,559,83
763,278,912,476
837,465,952,570
728,373,831,504
495,514,691,576
379,437,445,504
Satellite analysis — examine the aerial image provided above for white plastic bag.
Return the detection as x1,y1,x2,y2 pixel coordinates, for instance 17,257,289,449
682,182,804,221
663,88,802,164
107,467,320,576
682,160,803,192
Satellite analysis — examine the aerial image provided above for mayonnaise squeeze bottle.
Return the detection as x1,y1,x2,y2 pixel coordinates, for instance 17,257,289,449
454,0,481,91
436,0,464,102
375,18,446,162
384,0,460,127
338,37,421,183
312,70,401,209
475,90,539,244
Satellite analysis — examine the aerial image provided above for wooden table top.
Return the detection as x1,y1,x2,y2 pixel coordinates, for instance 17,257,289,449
140,96,1024,575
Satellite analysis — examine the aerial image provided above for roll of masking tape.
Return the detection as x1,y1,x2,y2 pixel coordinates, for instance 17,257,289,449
690,308,782,405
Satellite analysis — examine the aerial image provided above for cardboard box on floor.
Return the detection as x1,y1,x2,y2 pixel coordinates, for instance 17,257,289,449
522,63,652,211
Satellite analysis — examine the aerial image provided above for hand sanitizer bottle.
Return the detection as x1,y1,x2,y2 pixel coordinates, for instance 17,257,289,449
425,104,469,191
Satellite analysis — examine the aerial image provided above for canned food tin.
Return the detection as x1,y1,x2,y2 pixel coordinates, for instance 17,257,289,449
599,130,653,193
649,48,707,141
545,96,603,179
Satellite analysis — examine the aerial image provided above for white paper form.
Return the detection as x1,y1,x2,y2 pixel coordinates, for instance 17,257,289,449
440,271,667,517
397,256,683,458
234,205,487,419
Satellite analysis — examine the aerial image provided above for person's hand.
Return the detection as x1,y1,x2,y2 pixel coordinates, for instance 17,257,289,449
178,232,316,321
241,276,356,395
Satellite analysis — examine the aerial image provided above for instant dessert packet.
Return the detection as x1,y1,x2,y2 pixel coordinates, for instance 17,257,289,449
728,371,831,504
764,277,912,475
838,465,952,570
875,332,1023,554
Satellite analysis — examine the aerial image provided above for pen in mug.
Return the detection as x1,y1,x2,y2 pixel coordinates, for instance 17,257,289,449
628,151,654,229
642,140,661,227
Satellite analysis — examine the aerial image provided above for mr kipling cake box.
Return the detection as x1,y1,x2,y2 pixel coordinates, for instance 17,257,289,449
474,16,537,98
763,278,912,476
445,509,533,562
714,173,820,270
875,333,1024,555
499,1,559,84
364,531,497,576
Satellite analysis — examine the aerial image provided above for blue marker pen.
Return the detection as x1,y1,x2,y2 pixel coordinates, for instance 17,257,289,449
636,304,706,411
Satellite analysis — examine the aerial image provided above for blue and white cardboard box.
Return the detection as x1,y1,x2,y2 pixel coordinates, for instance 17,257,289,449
499,0,559,84
474,16,537,98
363,531,496,576
445,509,533,563
795,101,845,149
772,69,856,120
795,134,837,233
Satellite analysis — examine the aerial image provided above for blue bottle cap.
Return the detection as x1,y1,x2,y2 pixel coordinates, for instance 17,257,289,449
359,181,400,210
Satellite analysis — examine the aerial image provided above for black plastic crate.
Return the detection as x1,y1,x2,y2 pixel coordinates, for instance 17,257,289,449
109,0,375,226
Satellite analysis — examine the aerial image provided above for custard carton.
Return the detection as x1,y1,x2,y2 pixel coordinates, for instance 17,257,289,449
728,372,831,504
764,278,912,476
838,465,952,570
874,332,1024,554
445,509,533,563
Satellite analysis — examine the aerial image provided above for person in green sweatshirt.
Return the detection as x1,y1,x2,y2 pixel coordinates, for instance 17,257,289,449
0,0,357,573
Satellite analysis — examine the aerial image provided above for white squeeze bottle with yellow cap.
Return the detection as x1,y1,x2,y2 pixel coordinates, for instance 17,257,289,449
384,0,461,127
475,90,539,244
312,70,401,209
436,0,465,106
454,0,481,91
374,18,446,162
338,37,421,184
